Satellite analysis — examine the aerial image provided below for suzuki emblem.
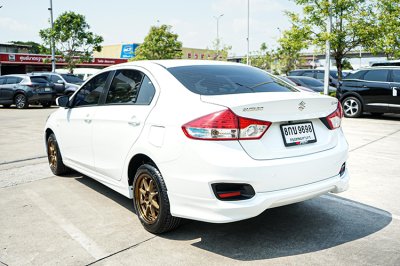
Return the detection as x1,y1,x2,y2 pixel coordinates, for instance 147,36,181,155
298,101,306,111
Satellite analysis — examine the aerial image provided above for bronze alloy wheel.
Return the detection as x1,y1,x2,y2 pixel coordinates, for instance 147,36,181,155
134,173,160,224
48,139,57,170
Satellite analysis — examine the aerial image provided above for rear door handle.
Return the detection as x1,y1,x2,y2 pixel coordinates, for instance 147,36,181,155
128,116,141,127
393,87,399,96
84,114,92,124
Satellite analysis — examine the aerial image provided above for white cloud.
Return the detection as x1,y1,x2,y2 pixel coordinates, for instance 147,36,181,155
0,17,31,32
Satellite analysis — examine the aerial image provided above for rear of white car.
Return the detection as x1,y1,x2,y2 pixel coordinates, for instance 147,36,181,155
141,62,349,223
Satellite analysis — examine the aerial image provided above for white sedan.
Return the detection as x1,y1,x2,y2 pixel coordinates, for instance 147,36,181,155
45,60,349,233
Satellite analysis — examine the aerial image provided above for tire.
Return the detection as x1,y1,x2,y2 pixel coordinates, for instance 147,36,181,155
47,133,69,175
342,96,362,118
2,104,11,108
42,102,52,108
133,164,181,234
14,94,28,109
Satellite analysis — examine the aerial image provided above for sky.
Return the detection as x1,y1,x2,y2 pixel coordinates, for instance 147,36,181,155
0,0,302,56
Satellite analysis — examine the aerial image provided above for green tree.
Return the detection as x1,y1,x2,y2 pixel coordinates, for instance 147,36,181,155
277,21,310,74
249,43,276,71
367,0,400,59
133,25,182,60
284,0,375,80
39,11,103,72
209,38,231,60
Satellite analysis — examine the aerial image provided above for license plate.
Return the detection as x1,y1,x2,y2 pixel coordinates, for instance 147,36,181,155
45,88,52,92
280,122,317,147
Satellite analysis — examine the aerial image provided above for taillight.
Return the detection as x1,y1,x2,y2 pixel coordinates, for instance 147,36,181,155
325,102,343,130
182,109,271,140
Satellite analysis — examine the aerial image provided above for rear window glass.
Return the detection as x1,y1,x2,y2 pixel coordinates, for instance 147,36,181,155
167,65,297,95
392,70,400,83
344,70,366,80
300,78,324,86
329,70,338,79
30,77,48,83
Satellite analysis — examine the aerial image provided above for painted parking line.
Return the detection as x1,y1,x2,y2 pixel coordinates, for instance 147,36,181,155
24,189,108,260
322,194,400,221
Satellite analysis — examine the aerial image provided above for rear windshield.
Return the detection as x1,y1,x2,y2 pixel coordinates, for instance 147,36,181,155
61,74,83,84
300,77,324,86
30,76,48,83
167,65,298,95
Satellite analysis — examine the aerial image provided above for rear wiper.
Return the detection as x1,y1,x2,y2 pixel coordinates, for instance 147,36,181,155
250,81,274,89
235,82,254,92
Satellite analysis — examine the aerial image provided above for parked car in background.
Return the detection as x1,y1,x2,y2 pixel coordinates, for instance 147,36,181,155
0,74,56,109
30,72,84,96
288,69,340,87
45,60,349,233
286,76,336,94
56,68,100,81
337,67,400,117
278,76,315,92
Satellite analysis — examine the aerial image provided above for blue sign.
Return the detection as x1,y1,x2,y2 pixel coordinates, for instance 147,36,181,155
120,44,139,59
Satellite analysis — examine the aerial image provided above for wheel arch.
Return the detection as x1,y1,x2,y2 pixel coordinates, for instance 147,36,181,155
127,154,157,186
339,92,365,106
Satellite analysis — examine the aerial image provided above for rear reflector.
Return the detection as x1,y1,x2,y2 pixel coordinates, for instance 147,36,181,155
212,183,255,201
182,109,271,140
218,191,241,199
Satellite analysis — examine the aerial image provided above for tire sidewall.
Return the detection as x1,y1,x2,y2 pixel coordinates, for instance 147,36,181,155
15,94,28,109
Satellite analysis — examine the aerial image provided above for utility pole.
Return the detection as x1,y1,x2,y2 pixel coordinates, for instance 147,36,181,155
49,0,56,72
323,0,332,95
246,0,250,65
213,14,224,49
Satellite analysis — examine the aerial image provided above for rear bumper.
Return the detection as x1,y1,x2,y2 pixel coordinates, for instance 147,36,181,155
168,170,349,223
161,130,349,223
27,92,56,103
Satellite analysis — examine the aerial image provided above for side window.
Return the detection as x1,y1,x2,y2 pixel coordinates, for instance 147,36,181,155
316,72,325,79
363,70,389,82
344,70,366,80
73,71,109,107
136,76,156,105
392,70,400,83
5,77,22,84
0,77,5,85
303,71,315,78
50,75,60,83
106,70,143,104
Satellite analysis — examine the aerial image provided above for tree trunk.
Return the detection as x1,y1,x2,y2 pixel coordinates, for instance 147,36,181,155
335,57,343,81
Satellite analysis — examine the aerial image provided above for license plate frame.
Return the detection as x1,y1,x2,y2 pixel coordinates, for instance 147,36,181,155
44,87,52,92
280,122,317,147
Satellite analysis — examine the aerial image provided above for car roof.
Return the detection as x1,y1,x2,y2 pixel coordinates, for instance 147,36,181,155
104,59,250,71
288,75,321,81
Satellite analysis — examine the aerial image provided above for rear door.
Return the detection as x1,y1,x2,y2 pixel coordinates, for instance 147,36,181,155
389,69,400,112
3,76,22,100
92,68,157,181
361,69,391,112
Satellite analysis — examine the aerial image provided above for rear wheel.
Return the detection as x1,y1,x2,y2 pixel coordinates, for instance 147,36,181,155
133,164,181,234
47,133,69,175
42,102,52,108
14,94,28,109
342,96,362,118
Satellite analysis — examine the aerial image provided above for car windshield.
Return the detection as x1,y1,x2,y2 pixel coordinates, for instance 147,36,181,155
167,65,298,95
61,74,83,84
299,78,324,87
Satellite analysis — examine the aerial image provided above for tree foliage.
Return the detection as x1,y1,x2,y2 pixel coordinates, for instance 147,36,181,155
39,11,103,72
210,38,231,60
9,41,52,54
249,43,276,71
133,25,182,60
367,0,400,59
281,0,375,79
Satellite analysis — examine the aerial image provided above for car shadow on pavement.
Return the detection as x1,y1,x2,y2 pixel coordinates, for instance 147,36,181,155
163,196,392,261
75,176,392,261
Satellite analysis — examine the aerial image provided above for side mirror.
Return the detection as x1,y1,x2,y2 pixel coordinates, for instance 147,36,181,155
56,96,70,108
57,80,64,84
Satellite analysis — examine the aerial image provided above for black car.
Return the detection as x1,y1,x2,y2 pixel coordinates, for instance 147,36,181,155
288,69,339,87
0,74,56,109
286,76,336,93
337,67,400,118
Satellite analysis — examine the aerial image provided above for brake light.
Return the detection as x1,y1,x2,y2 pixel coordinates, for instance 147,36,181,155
182,109,271,140
326,102,343,130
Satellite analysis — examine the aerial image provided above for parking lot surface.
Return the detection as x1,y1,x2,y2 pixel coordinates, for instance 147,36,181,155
0,107,399,265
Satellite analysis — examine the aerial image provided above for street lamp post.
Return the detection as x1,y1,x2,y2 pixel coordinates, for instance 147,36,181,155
49,0,56,72
247,0,250,65
323,0,332,95
213,14,224,48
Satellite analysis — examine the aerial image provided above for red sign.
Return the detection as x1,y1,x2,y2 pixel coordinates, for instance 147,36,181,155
0,53,128,66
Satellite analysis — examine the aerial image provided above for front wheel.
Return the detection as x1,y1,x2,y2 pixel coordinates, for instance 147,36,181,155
342,96,362,118
133,164,181,234
14,94,28,109
47,133,69,175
